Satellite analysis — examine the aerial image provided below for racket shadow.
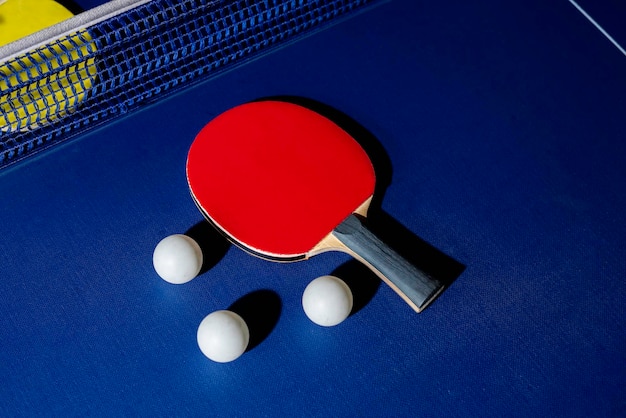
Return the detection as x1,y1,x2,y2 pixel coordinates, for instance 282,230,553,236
367,209,465,292
185,220,231,275
331,260,381,316
228,290,282,352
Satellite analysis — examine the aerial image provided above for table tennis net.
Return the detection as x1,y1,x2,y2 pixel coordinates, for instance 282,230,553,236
0,0,375,169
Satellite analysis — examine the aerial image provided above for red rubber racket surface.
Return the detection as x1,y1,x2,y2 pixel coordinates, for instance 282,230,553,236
186,101,375,259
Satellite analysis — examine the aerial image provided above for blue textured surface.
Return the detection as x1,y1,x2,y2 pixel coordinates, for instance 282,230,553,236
1,0,625,415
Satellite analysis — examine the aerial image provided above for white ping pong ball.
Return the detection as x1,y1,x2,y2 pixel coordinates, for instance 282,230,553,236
302,275,353,326
197,310,250,363
152,234,203,284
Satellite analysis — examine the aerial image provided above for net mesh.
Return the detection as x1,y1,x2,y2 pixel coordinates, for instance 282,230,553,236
0,0,376,169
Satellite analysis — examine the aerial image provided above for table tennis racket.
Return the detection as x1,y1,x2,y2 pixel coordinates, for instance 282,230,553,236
186,101,445,313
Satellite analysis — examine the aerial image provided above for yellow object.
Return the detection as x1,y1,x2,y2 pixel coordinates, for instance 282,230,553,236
0,0,74,46
0,0,97,131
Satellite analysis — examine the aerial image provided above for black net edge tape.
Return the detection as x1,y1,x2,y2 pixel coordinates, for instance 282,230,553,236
0,0,377,170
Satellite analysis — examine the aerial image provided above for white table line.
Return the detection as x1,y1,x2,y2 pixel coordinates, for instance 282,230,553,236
567,0,626,57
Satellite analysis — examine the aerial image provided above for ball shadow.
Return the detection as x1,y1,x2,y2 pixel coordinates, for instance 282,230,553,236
228,290,282,352
185,221,231,275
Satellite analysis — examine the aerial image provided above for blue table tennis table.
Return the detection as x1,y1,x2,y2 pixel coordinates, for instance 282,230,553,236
0,0,624,415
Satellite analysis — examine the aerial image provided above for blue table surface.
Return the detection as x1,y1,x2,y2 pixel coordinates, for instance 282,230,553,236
1,0,625,416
